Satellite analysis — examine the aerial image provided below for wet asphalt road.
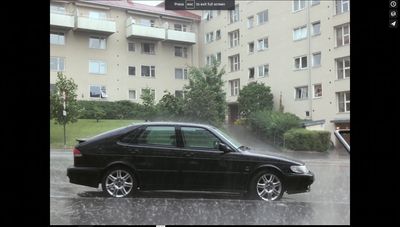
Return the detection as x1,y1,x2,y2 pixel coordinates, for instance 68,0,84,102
50,126,350,225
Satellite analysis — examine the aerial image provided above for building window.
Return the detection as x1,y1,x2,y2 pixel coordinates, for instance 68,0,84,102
140,19,155,27
229,54,240,72
89,36,106,49
205,32,214,43
311,21,321,36
312,52,321,67
175,68,188,80
229,30,240,48
174,24,187,31
50,32,65,45
293,0,306,12
141,43,155,55
313,84,322,98
141,65,155,78
229,5,239,23
249,42,255,53
50,5,66,14
50,57,65,71
293,25,307,40
248,67,255,79
257,10,268,25
128,42,135,52
336,23,350,47
258,64,269,77
311,0,320,6
174,46,188,58
294,56,307,69
89,60,106,74
141,89,155,99
88,11,107,20
295,86,308,100
257,38,268,51
216,52,221,62
248,16,254,28
337,91,350,112
336,56,350,79
229,79,240,96
175,90,184,98
335,0,350,14
204,10,214,21
128,66,136,76
90,85,107,98
216,30,221,40
129,90,136,100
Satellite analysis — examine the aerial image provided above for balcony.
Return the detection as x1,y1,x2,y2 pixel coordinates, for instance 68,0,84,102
125,18,165,40
165,29,196,45
75,16,116,35
50,12,74,30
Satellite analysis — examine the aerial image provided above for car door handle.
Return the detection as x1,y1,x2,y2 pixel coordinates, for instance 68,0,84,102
184,153,193,157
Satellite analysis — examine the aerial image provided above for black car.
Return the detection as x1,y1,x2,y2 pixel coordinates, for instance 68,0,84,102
67,122,314,201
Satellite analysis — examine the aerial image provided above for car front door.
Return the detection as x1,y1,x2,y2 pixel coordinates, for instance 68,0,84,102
118,125,183,190
179,126,247,191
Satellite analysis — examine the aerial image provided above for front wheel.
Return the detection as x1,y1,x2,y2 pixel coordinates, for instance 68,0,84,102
249,170,284,201
102,168,136,198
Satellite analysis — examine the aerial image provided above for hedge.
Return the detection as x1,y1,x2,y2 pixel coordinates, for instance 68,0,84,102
284,128,331,152
77,100,144,119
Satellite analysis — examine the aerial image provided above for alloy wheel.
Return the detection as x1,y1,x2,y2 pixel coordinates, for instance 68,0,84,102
104,169,134,198
256,173,282,201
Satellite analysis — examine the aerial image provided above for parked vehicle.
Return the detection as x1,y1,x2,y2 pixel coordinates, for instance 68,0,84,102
67,122,314,201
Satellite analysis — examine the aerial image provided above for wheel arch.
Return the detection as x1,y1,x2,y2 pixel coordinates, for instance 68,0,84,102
102,161,141,187
247,164,286,191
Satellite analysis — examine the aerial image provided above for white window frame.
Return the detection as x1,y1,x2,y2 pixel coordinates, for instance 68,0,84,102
229,30,240,48
294,56,308,70
88,11,107,20
229,54,240,72
257,37,268,51
336,56,350,79
128,66,136,76
293,0,306,12
258,64,269,77
335,0,350,15
205,32,214,43
249,67,255,79
216,52,221,62
293,25,308,40
311,0,320,6
175,68,188,80
311,21,321,36
295,86,309,100
229,5,239,23
174,23,187,31
229,79,240,96
141,88,156,99
337,91,350,112
141,65,156,78
140,18,155,27
257,10,268,25
89,60,107,74
335,23,350,47
216,30,221,40
248,16,254,29
89,85,107,99
128,90,137,100
312,52,321,67
174,46,188,58
313,84,322,98
50,32,65,45
50,56,65,71
141,43,155,55
128,42,135,52
248,42,255,53
89,36,106,49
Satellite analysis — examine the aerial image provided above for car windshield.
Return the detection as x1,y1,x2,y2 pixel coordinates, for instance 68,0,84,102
212,127,243,149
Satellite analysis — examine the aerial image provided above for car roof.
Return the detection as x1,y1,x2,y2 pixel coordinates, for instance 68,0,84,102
134,121,215,129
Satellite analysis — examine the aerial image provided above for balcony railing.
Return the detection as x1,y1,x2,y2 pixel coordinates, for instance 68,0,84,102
165,29,196,44
50,11,74,29
75,15,116,34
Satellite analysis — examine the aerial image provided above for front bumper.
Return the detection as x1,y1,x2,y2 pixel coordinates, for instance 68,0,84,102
285,171,315,194
67,166,103,188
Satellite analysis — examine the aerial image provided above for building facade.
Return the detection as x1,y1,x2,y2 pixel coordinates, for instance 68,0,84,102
50,0,350,144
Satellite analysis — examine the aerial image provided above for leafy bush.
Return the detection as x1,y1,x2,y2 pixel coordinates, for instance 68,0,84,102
284,128,331,152
77,100,142,119
155,91,184,121
247,110,301,141
237,82,273,118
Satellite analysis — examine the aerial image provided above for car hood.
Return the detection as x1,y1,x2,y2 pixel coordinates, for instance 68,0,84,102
240,150,305,166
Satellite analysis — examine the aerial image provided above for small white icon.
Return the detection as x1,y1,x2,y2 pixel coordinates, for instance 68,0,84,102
390,1,397,7
391,21,397,26
390,11,397,17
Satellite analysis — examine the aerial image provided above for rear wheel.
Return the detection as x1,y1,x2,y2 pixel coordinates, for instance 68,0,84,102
102,167,136,198
249,170,284,201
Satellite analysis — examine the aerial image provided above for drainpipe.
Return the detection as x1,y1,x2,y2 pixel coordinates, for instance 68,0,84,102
307,1,312,120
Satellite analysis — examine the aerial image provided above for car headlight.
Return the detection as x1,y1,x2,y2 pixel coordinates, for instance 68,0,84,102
290,165,309,174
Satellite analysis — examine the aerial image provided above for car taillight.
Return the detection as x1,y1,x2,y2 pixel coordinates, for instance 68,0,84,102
73,148,82,157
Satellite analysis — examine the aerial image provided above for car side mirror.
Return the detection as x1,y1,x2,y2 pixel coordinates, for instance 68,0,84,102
218,142,233,153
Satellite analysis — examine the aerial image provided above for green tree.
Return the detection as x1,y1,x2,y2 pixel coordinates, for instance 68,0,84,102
92,106,106,122
183,59,226,126
140,88,156,120
157,91,184,120
237,81,274,118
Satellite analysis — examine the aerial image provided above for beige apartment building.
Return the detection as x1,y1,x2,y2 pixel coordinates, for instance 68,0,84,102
50,0,350,144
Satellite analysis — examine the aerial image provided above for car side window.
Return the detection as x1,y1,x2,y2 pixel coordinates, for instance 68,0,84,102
120,128,142,144
136,126,177,147
181,127,220,150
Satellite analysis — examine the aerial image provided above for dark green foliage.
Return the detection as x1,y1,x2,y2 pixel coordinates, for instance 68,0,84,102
284,128,331,152
156,91,184,121
237,82,274,118
77,100,142,119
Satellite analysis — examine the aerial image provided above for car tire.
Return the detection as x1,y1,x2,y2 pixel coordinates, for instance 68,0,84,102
101,167,137,198
249,170,284,201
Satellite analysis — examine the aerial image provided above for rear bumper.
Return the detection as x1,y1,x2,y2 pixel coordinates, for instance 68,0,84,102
67,166,103,188
285,171,315,194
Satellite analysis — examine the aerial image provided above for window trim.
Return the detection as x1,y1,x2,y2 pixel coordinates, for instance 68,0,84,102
312,83,322,99
89,36,106,49
228,30,240,48
141,65,156,78
312,52,321,68
141,42,156,55
50,31,65,45
335,0,350,15
294,86,309,100
175,68,188,80
229,79,240,96
257,37,268,51
336,56,350,80
128,42,135,52
294,55,308,70
311,21,321,36
229,54,240,72
174,46,188,58
89,85,107,99
257,10,268,25
135,126,178,148
337,91,350,113
292,0,307,12
293,25,308,41
50,56,65,71
180,126,222,151
258,64,269,77
128,89,137,100
335,23,350,47
128,66,136,76
89,60,107,75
